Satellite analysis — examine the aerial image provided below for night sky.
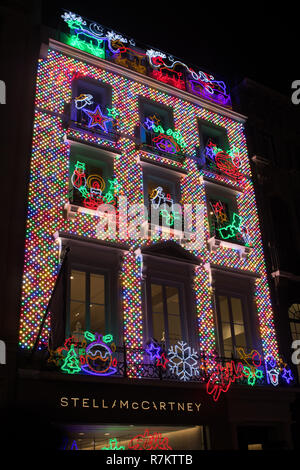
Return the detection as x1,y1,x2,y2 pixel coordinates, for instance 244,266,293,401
44,2,298,99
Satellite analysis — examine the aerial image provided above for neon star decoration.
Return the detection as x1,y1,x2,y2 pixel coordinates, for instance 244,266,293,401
82,105,113,131
156,352,169,369
145,341,162,361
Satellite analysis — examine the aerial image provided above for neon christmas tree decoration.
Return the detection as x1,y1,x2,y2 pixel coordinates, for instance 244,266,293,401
61,344,81,374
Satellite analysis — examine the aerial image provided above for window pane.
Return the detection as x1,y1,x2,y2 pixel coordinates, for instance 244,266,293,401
219,295,230,322
222,322,232,356
168,314,182,345
70,270,86,301
166,286,180,315
234,323,246,348
152,312,165,343
90,304,106,333
231,297,244,323
151,284,164,312
90,273,105,305
70,301,86,334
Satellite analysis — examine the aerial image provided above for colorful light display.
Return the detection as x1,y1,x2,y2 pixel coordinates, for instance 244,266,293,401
61,10,231,108
49,330,117,376
128,430,172,450
20,45,279,385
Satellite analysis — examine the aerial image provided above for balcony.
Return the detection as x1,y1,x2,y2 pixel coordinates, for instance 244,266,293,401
135,125,187,163
28,335,295,391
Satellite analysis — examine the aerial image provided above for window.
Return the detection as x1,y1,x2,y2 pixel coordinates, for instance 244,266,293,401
217,294,247,357
213,271,260,359
206,183,248,246
143,243,199,352
68,269,106,337
143,168,182,230
148,282,184,348
71,78,116,137
69,142,115,212
198,119,229,152
138,99,185,159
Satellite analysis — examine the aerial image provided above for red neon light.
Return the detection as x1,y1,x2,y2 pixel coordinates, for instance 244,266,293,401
206,361,244,402
128,430,172,450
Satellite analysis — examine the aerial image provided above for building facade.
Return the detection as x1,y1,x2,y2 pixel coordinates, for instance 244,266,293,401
13,10,298,450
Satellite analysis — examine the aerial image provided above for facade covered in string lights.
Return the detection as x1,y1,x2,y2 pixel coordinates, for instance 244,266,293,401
16,10,297,450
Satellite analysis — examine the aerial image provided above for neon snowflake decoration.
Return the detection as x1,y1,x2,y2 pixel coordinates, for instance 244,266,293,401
167,341,199,381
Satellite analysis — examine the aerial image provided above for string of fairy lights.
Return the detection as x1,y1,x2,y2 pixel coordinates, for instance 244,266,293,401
19,48,279,374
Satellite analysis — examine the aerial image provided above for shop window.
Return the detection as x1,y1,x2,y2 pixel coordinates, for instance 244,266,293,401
68,269,106,337
70,78,116,137
68,142,116,212
289,303,300,381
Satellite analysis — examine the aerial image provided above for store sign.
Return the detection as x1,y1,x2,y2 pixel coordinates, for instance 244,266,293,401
0,340,6,365
59,396,202,413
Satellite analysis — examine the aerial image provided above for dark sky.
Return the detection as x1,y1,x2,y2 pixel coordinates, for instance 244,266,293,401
44,2,297,98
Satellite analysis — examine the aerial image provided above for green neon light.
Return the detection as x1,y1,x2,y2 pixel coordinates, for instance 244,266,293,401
84,331,96,342
66,34,106,59
217,212,242,240
151,124,187,148
61,344,81,374
102,438,125,450
103,334,113,343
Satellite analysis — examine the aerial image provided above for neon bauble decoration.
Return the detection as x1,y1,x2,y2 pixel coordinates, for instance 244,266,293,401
167,341,199,381
81,332,117,376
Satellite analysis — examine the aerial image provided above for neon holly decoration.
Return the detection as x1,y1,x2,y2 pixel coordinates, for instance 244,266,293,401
217,213,243,240
102,438,125,450
128,430,172,450
206,360,245,401
81,332,118,376
167,341,199,381
237,348,263,386
74,93,94,110
82,105,113,132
